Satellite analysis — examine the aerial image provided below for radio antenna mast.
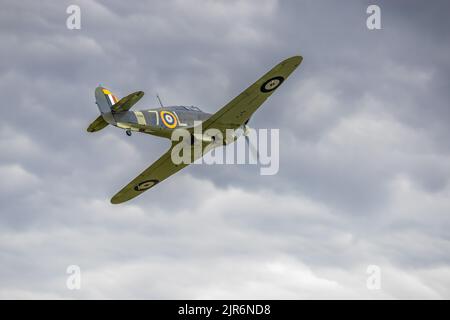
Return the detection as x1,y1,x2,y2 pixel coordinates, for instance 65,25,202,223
156,94,164,108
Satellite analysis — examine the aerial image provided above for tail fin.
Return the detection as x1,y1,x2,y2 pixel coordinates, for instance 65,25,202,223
89,86,144,133
87,86,118,133
95,86,119,114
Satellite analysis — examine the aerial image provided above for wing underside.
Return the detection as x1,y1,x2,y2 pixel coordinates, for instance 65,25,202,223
201,55,303,133
110,142,206,204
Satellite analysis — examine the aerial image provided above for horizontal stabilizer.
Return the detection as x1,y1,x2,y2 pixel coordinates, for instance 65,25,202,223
111,91,144,113
87,115,108,132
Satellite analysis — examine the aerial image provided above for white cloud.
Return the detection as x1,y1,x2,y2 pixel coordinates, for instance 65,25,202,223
0,164,40,194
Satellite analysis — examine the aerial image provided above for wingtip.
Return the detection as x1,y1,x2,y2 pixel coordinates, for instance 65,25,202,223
289,55,303,64
279,55,303,69
110,196,122,205
110,192,135,204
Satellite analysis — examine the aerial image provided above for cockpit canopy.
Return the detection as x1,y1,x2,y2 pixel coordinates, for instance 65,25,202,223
184,106,201,112
165,105,202,112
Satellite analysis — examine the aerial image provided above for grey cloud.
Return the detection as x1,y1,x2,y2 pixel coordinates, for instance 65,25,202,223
1,0,450,299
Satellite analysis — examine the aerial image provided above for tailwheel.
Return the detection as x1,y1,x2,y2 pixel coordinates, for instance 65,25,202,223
126,129,132,136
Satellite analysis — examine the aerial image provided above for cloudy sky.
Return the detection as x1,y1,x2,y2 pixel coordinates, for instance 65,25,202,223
1,0,450,299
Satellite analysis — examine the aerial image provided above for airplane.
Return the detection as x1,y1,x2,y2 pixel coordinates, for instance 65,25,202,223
87,56,303,204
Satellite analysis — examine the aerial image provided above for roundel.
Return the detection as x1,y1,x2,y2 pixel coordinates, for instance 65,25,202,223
134,179,159,191
260,76,285,93
160,111,178,129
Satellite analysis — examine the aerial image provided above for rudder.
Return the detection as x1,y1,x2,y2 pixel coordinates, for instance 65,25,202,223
95,86,119,114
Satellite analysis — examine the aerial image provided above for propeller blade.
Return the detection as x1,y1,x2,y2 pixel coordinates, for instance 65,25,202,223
243,119,259,161
245,135,259,162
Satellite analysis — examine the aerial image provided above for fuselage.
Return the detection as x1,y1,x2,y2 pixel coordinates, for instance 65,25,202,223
103,105,212,139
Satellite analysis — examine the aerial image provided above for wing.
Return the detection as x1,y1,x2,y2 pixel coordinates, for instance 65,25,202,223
201,56,303,132
110,142,203,204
